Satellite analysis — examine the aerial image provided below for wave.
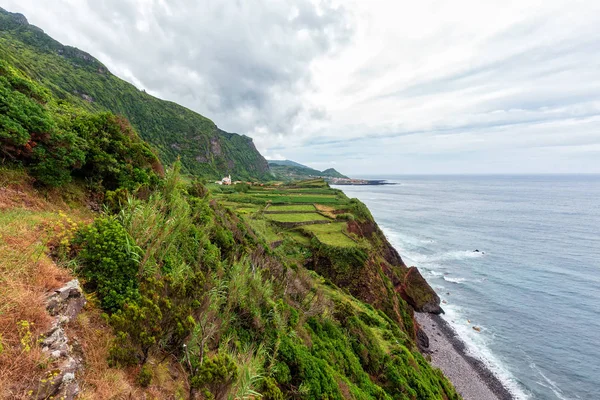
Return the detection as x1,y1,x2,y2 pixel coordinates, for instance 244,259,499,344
442,305,531,400
443,276,467,284
530,362,577,400
425,270,444,278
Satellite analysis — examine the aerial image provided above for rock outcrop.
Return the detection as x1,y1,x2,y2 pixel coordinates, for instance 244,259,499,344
399,267,443,314
36,280,86,400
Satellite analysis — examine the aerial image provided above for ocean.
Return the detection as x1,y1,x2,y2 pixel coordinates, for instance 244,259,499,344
334,175,600,400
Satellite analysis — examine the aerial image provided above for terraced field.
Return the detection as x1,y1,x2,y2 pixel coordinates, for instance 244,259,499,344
266,204,315,212
214,179,362,251
300,222,357,247
265,213,330,223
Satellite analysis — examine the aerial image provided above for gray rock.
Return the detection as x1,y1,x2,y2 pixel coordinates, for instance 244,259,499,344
35,280,86,399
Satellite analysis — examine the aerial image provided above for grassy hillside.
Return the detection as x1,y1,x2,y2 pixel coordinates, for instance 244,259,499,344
0,67,453,395
0,7,458,400
0,164,457,399
268,159,349,181
0,7,269,180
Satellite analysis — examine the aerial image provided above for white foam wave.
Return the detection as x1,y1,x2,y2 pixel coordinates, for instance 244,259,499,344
428,250,485,262
443,276,467,284
425,270,444,278
531,362,576,400
442,305,531,400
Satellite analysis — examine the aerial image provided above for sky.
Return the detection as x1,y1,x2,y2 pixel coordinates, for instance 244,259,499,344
3,0,600,174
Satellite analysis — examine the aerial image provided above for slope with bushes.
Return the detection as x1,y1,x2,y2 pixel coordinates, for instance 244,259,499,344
0,162,458,399
0,7,270,180
0,7,458,399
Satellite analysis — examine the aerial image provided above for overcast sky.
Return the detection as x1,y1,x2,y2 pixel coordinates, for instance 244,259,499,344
4,0,600,174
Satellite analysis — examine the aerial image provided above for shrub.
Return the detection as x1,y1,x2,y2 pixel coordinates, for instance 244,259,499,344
261,376,284,400
75,217,140,313
137,364,153,387
190,352,238,398
0,60,161,190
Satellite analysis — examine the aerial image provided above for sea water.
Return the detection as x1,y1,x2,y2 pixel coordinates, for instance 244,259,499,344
335,175,600,400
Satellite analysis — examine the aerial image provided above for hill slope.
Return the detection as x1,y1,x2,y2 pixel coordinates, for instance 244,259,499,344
268,159,349,180
0,7,269,180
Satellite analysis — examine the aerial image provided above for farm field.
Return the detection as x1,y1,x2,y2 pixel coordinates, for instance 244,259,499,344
266,204,316,212
265,213,330,223
301,222,357,247
214,179,363,251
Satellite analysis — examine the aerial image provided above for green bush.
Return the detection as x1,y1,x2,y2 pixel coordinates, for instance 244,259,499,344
261,376,284,400
137,364,153,387
75,217,140,313
0,60,161,190
190,352,238,397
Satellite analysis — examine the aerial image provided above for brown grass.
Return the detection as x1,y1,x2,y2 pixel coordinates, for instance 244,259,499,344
0,173,188,399
0,215,71,397
69,307,188,399
0,175,88,398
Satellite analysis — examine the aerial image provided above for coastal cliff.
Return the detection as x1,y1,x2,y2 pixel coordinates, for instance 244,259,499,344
0,7,460,399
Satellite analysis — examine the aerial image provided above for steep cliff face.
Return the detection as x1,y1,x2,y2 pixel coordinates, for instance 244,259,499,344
309,212,443,339
0,7,270,180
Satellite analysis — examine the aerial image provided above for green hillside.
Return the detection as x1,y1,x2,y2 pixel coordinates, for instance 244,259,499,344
0,7,269,180
268,159,349,180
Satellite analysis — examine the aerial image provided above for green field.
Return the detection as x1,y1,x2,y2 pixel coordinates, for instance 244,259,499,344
265,213,330,223
301,223,357,247
247,219,280,243
267,204,315,212
285,230,313,245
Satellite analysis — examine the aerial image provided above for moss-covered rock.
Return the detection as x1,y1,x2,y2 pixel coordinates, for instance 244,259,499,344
400,267,443,314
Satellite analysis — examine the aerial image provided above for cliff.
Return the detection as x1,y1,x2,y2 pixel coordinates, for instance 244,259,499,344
0,7,455,399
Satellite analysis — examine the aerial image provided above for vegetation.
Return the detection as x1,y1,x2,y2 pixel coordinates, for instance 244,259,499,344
301,223,358,247
0,59,161,190
265,213,330,223
0,7,457,400
0,7,269,180
266,204,316,212
268,159,349,181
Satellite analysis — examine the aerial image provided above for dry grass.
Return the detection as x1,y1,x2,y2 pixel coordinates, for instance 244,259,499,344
0,176,89,398
71,307,188,399
0,213,72,398
0,174,188,399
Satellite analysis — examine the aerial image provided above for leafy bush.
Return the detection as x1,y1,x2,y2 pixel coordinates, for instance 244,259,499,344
75,217,140,313
190,352,238,397
0,59,161,190
138,364,153,387
260,377,284,400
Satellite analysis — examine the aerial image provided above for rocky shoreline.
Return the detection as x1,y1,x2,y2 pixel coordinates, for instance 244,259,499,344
416,312,514,400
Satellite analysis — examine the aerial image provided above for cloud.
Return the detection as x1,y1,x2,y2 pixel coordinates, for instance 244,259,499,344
4,0,600,173
4,0,352,136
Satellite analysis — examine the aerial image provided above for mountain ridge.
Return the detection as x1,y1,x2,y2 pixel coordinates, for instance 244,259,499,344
0,6,269,180
268,159,349,180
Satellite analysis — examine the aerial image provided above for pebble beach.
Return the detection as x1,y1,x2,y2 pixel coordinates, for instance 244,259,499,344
415,313,514,400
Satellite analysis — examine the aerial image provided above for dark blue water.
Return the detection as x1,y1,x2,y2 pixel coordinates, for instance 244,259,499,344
335,175,600,400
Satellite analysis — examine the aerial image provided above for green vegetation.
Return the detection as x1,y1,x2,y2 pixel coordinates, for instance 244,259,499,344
0,7,456,399
268,159,349,181
55,170,457,398
267,204,316,212
0,59,161,189
265,213,330,223
0,7,269,180
302,223,357,247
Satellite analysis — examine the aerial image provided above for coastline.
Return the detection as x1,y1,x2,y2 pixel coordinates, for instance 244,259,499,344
415,312,514,400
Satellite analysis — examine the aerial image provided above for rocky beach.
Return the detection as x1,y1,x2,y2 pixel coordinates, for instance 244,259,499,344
416,312,514,400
